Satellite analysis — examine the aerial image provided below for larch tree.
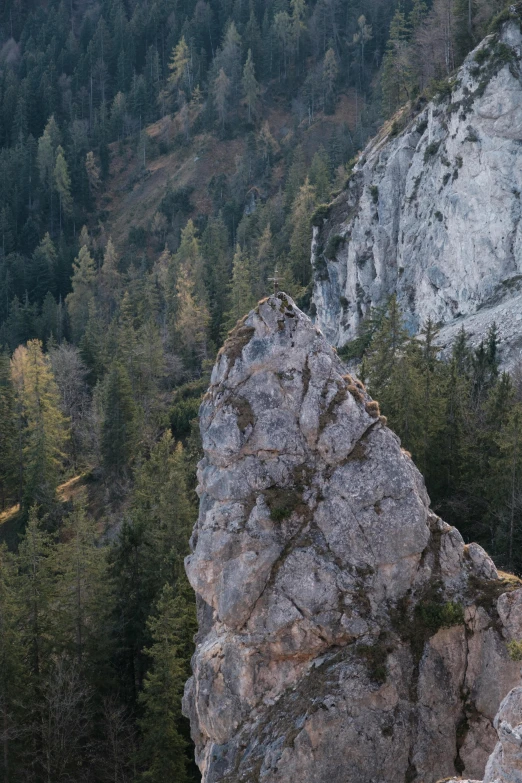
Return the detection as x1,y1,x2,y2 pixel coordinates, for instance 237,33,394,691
175,266,211,368
10,340,69,511
168,36,192,99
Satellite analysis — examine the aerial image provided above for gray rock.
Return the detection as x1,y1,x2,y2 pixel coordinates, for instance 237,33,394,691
446,686,522,783
184,293,522,783
312,21,522,368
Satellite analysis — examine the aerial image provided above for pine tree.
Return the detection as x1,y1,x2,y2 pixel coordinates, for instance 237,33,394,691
454,0,477,61
138,583,193,783
381,8,413,116
132,432,194,585
242,49,259,122
214,67,231,130
309,147,331,202
54,145,72,231
54,490,113,674
494,405,522,571
30,232,57,304
287,178,316,288
416,318,447,483
10,340,69,511
0,543,27,781
202,215,231,343
66,244,97,343
101,363,137,476
99,238,121,322
85,151,100,194
223,244,256,333
322,48,338,113
17,507,57,776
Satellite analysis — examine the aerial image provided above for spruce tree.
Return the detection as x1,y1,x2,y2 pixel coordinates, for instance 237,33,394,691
0,544,27,781
66,244,97,343
287,178,316,288
242,49,259,122
138,583,193,783
54,490,113,673
53,145,73,231
101,363,137,476
223,244,256,333
381,8,412,116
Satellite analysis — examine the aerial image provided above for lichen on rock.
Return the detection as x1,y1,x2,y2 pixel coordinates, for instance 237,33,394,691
184,293,522,783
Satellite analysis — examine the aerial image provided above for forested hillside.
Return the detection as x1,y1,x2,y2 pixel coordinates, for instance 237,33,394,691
0,0,514,780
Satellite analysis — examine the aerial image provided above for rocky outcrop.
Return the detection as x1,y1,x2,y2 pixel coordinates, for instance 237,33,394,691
446,684,522,783
312,16,522,365
184,293,522,783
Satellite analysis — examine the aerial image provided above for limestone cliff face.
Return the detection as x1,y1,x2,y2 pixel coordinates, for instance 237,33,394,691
184,293,522,783
312,18,522,364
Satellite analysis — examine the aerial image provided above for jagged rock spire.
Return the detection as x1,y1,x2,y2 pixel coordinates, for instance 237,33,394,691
184,293,522,783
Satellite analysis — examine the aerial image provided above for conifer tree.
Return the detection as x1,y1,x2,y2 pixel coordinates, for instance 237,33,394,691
242,49,259,122
53,145,72,231
175,268,211,367
101,363,137,476
55,490,113,673
85,151,100,194
223,244,256,333
132,432,194,585
309,148,331,202
99,238,121,322
175,220,206,303
202,215,231,342
17,507,55,668
168,36,192,98
0,351,17,508
30,233,57,304
287,178,316,288
138,583,193,783
381,8,412,115
10,340,69,511
0,543,27,781
322,48,338,113
66,244,97,343
214,67,231,130
491,405,522,570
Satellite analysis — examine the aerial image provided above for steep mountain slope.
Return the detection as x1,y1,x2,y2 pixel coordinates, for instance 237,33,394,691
312,16,522,364
184,293,522,783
